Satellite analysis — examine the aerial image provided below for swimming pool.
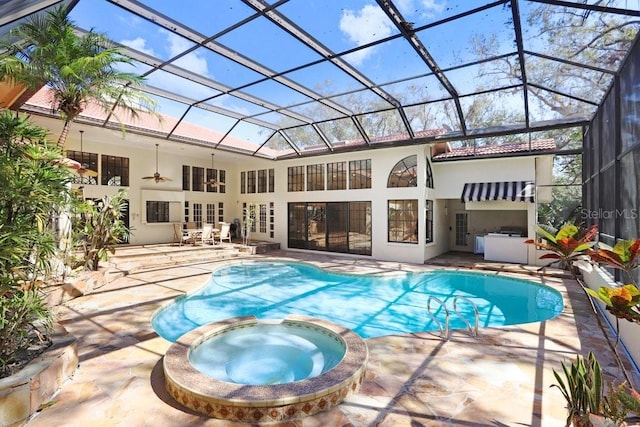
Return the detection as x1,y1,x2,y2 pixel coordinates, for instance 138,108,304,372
152,261,564,341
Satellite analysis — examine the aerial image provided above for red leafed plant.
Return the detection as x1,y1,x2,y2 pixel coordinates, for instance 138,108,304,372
525,224,599,270
587,239,640,281
585,238,640,326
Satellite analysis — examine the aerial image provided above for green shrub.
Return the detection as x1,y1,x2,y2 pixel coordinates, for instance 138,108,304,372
0,111,74,377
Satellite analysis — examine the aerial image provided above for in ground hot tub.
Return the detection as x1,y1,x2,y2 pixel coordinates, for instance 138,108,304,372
163,315,368,423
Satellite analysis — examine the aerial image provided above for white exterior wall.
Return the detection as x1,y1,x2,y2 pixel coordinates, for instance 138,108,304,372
30,114,553,264
433,156,536,199
433,155,552,264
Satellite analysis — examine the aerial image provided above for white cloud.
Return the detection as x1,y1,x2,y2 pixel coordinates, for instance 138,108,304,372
339,5,393,65
420,0,446,16
163,31,210,77
395,0,446,19
120,37,155,56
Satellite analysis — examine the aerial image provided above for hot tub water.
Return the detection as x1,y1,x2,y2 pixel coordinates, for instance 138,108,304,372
189,322,345,385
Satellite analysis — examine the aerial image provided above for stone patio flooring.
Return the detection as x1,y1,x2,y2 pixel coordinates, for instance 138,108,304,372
24,249,640,426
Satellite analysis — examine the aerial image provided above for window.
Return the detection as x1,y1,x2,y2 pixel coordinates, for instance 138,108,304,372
288,166,305,191
206,168,218,193
388,199,418,243
206,203,215,224
258,169,267,193
218,202,224,223
243,203,257,233
349,201,372,255
67,150,98,185
259,204,267,233
184,201,189,223
182,165,190,191
101,154,129,186
219,170,226,194
146,201,169,223
327,162,346,190
455,213,468,246
270,201,274,238
349,159,371,189
425,200,433,243
426,157,434,189
247,170,256,193
306,164,324,191
192,167,204,192
287,201,371,255
241,171,246,194
388,155,418,187
249,204,256,233
193,203,202,228
268,168,275,193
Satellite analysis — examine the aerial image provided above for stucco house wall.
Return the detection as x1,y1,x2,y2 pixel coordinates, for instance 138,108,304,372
28,114,554,264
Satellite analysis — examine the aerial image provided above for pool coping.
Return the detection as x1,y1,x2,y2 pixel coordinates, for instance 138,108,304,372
163,314,368,423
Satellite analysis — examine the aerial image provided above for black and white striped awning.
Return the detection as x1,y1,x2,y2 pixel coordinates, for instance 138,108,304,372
461,181,535,203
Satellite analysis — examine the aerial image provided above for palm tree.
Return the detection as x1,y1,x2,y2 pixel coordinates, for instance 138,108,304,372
0,6,155,146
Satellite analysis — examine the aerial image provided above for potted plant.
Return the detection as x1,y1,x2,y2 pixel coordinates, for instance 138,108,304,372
585,238,640,326
72,190,131,271
552,352,604,427
552,351,640,426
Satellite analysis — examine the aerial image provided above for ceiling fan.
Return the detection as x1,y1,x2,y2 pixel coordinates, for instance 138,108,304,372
142,143,172,183
204,152,217,186
76,130,98,178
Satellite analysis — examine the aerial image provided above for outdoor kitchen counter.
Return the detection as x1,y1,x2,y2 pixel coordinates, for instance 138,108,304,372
483,233,528,264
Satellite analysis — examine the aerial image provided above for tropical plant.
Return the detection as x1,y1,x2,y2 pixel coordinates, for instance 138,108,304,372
241,203,256,246
588,239,640,285
525,223,598,270
72,190,130,271
0,5,155,147
0,110,75,377
552,351,640,426
585,284,640,325
552,352,604,427
602,381,640,425
584,238,640,334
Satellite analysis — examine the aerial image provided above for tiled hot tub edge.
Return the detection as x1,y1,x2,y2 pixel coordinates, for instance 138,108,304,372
163,315,368,423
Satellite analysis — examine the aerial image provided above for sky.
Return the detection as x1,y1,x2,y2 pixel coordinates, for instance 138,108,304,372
63,0,639,151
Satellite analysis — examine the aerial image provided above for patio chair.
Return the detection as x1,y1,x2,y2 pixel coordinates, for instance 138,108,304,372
173,223,191,246
201,223,214,245
216,222,232,245
182,221,202,245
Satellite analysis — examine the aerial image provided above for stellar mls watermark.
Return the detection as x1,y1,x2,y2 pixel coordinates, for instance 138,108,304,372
581,208,639,219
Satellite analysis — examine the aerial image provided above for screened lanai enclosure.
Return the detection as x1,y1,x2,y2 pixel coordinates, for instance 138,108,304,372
1,0,639,242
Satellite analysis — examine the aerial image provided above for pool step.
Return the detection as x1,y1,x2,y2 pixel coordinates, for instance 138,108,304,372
108,244,245,275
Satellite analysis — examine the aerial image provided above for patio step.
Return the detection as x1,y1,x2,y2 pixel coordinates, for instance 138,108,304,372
107,244,244,275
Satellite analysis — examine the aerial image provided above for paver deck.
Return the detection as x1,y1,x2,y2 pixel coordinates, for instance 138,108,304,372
23,249,640,426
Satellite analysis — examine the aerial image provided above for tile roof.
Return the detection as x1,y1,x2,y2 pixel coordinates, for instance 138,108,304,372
23,87,271,155
23,88,555,161
432,139,556,160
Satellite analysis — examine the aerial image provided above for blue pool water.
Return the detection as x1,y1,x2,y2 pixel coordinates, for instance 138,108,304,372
152,261,564,342
189,323,345,385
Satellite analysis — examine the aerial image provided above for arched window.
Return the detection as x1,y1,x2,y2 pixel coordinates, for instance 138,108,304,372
425,157,434,188
387,155,417,187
